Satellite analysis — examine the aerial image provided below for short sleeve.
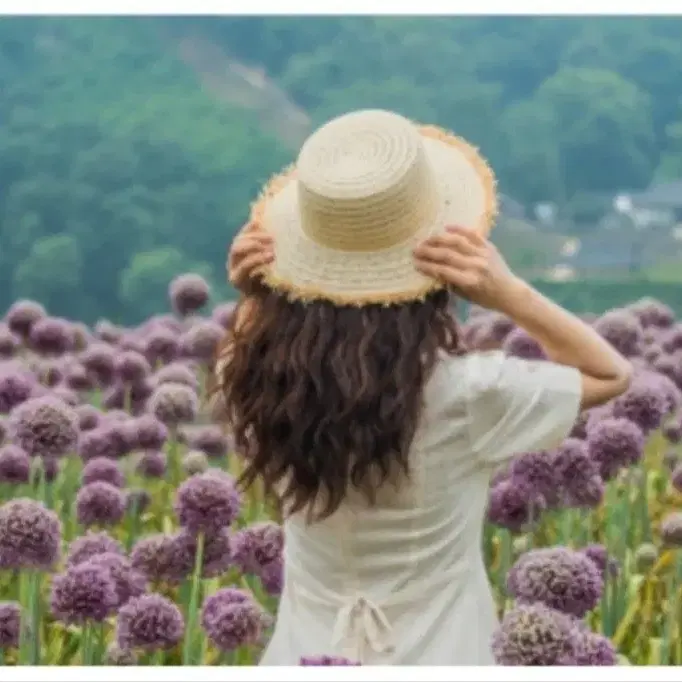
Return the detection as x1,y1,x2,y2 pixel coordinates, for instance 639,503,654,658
464,350,582,467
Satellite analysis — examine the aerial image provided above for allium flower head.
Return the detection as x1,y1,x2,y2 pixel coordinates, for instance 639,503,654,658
212,302,236,329
148,382,198,427
128,413,168,450
114,350,151,384
580,544,619,579
660,512,682,547
662,325,682,352
509,451,560,506
76,404,102,432
612,377,669,433
587,417,645,481
94,320,123,345
552,439,603,508
507,546,603,617
8,395,79,459
573,630,617,666
174,470,241,533
0,367,35,413
628,297,675,329
259,556,284,595
29,317,74,356
105,643,138,666
76,481,126,527
672,463,682,493
169,273,210,317
0,416,6,444
82,457,125,488
130,533,187,584
0,601,21,649
502,328,545,359
491,602,578,665
0,445,30,484
116,593,185,652
0,324,20,359
231,522,284,575
201,588,266,651
173,529,233,579
300,655,361,666
143,326,179,366
179,320,223,363
50,562,118,624
88,553,147,607
66,530,124,567
5,300,46,339
0,498,61,570
186,425,228,458
646,371,682,415
634,543,658,573
79,343,116,386
594,309,644,356
50,385,81,407
183,450,209,475
153,363,199,390
487,478,546,532
136,451,167,478
78,421,131,461
63,363,95,392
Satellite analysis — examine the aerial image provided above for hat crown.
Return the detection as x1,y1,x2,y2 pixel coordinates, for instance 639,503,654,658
296,110,439,252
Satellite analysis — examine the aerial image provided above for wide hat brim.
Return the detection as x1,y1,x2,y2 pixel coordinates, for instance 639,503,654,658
250,124,498,306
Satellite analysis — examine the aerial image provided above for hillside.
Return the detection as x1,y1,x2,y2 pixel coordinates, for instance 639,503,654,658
1,16,681,323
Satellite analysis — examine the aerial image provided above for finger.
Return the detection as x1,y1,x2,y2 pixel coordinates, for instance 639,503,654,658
230,235,274,258
413,244,486,272
445,224,486,247
230,251,274,282
419,232,482,256
413,260,479,290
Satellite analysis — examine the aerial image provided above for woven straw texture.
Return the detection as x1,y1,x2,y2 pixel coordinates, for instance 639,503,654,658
250,109,497,306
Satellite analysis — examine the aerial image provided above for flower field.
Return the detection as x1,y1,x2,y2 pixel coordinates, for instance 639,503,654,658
0,276,681,666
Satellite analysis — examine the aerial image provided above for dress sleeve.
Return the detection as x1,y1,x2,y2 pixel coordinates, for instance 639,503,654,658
464,350,582,467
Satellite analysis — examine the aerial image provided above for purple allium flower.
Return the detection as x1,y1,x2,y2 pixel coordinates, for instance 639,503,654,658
29,317,74,356
79,343,116,386
78,422,131,462
64,363,95,392
646,371,682,415
0,498,61,570
75,404,102,432
76,481,126,527
212,302,236,329
653,354,682,389
509,451,560,507
671,463,682,493
82,457,125,488
502,328,545,359
0,324,20,359
128,414,168,450
130,534,187,584
0,416,5,444
179,320,223,363
144,326,179,366
174,470,240,534
231,522,283,575
643,344,663,365
201,588,265,651
593,309,644,357
0,601,21,649
662,325,682,352
88,553,147,608
170,274,210,317
259,556,284,596
573,629,617,666
8,395,79,459
136,451,167,478
580,544,618,579
148,382,198,427
634,543,658,573
0,367,35,413
94,320,123,345
50,562,118,624
36,360,64,388
300,655,361,666
152,363,199,390
105,642,138,665
612,378,669,433
492,602,578,665
115,350,151,384
507,547,603,618
552,439,604,508
126,489,151,515
173,528,233,579
186,425,229,459
183,450,209,475
587,418,645,481
66,530,124,567
116,593,185,652
0,445,30,484
660,512,682,547
628,297,675,329
4,300,46,339
487,478,546,533
50,385,81,407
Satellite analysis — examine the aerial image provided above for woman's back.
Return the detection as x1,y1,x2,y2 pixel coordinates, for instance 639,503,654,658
262,350,582,665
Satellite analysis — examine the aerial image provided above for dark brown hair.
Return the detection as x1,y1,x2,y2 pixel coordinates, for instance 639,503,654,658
212,287,462,521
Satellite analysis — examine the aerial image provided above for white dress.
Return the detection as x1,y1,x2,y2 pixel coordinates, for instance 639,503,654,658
260,350,582,665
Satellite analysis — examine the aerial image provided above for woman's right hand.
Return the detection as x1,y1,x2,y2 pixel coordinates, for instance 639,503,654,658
413,225,526,313
227,221,274,294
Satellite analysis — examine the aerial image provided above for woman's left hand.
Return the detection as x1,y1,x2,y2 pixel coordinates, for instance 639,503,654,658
227,221,274,293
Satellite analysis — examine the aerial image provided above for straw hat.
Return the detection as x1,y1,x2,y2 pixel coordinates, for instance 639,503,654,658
251,109,497,306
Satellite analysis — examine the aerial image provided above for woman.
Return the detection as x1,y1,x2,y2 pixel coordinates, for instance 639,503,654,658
215,110,632,665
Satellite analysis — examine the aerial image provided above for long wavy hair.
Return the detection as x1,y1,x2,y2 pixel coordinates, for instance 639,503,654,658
211,286,462,521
